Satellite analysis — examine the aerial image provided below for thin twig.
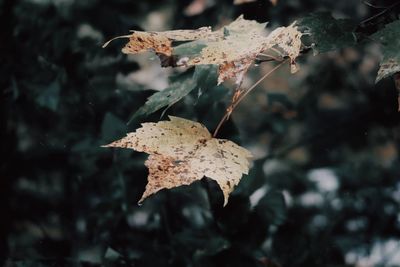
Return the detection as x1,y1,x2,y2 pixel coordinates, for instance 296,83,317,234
359,1,400,25
362,0,392,9
213,59,288,137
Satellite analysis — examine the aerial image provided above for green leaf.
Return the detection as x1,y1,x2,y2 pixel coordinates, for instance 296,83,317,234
129,65,218,122
101,112,127,142
35,79,61,111
104,247,122,261
297,12,357,54
173,40,207,58
193,64,219,90
14,261,47,267
254,190,287,226
372,20,400,83
129,72,196,122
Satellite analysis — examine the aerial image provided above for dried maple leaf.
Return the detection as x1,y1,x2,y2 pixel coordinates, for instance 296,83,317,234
187,15,269,84
186,16,302,84
376,59,400,84
103,116,252,206
266,22,302,73
104,15,303,85
103,27,215,56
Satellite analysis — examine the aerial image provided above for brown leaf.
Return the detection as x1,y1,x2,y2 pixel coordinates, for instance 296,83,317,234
186,16,302,84
376,58,400,83
267,22,302,73
103,116,252,206
103,27,214,56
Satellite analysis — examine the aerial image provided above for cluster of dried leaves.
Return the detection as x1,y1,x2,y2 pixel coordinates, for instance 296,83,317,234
102,15,305,205
103,14,400,206
104,15,303,85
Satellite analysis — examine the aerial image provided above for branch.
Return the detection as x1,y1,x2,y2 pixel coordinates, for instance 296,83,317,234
213,59,288,137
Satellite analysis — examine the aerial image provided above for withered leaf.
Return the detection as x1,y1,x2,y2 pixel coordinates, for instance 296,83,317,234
186,17,303,83
372,20,400,83
103,116,252,206
103,27,214,56
104,15,303,85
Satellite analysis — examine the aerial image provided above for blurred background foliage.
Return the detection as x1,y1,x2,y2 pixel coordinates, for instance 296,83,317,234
1,0,400,266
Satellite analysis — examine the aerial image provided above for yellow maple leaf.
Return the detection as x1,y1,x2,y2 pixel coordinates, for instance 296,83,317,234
102,116,252,206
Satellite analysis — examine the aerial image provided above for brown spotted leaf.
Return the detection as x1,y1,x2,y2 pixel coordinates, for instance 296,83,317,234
103,27,215,56
104,15,303,85
103,116,252,206
186,16,302,84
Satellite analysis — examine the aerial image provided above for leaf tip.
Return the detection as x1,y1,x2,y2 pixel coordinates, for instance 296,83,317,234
223,198,229,207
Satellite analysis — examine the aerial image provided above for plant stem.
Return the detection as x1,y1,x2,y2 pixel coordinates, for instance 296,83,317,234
213,59,288,137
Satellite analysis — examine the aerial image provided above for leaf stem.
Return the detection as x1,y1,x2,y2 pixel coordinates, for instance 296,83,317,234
213,59,288,137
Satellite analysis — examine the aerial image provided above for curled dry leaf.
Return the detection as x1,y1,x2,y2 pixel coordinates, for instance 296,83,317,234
103,116,252,206
104,15,303,85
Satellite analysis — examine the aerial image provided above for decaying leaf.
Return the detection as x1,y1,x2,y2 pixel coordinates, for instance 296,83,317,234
186,15,269,84
372,20,400,83
104,15,303,85
266,22,302,73
186,17,302,82
103,116,252,206
103,27,214,56
376,59,400,84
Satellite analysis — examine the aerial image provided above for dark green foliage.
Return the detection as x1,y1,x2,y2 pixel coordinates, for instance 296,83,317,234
372,19,400,82
130,65,218,122
1,1,400,267
298,12,357,54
